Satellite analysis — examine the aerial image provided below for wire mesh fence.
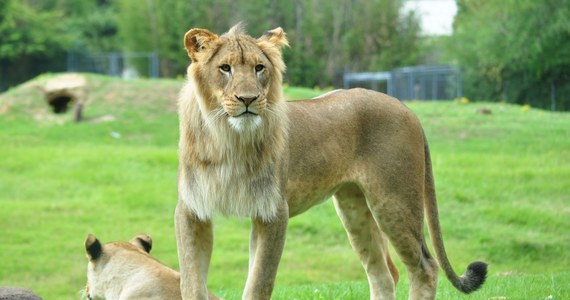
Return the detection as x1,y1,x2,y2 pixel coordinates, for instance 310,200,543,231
343,65,462,101
67,52,160,78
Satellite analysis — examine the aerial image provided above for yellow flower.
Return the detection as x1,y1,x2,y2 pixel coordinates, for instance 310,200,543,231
460,97,470,104
521,104,530,111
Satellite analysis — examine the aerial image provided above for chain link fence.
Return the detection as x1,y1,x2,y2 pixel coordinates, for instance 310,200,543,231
67,52,160,78
343,65,462,101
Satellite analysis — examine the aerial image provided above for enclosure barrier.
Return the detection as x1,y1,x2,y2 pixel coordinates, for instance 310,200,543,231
344,65,462,101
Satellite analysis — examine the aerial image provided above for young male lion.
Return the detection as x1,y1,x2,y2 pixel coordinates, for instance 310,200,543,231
176,24,487,300
83,234,217,300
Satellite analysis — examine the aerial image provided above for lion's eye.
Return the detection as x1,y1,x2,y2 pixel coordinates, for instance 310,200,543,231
255,64,265,72
220,64,231,72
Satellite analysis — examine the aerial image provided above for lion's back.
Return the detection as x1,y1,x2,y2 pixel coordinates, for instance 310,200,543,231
287,88,419,138
285,88,425,215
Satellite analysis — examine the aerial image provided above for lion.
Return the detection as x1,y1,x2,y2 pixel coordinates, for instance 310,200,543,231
176,24,487,300
83,234,217,300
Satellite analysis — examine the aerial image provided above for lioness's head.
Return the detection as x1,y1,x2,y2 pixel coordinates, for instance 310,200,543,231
83,234,156,299
84,234,220,300
184,23,288,132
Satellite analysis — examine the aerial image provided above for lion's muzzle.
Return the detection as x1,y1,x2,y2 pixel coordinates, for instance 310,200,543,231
236,94,259,106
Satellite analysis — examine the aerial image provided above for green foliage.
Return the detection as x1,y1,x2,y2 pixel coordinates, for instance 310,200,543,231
342,0,422,71
278,0,423,86
0,0,121,56
0,1,71,58
1,0,424,88
24,0,118,52
0,75,569,298
82,0,419,86
447,0,570,110
115,0,204,77
0,0,118,91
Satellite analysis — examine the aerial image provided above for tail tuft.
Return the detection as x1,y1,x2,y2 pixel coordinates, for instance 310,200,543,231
458,261,488,293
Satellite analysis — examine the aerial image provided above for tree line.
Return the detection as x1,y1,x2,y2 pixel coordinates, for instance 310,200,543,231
447,0,570,110
0,0,423,88
1,0,568,110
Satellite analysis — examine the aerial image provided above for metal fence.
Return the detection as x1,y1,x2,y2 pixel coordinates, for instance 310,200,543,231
67,52,160,78
343,65,462,100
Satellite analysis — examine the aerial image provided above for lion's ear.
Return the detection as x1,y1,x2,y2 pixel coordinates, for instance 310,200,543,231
184,28,220,62
130,234,152,253
85,234,102,261
258,27,289,49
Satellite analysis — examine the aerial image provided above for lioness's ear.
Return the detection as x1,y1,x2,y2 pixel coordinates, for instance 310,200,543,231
85,234,102,261
258,27,289,49
130,234,152,253
184,28,220,62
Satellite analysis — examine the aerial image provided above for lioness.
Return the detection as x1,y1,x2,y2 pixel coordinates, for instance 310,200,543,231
84,234,218,300
176,24,487,300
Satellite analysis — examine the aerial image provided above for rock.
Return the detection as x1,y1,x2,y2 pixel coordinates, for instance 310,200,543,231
0,287,43,300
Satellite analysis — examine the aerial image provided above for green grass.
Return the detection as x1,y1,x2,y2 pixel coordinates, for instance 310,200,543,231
282,84,325,100
0,74,569,299
219,271,570,299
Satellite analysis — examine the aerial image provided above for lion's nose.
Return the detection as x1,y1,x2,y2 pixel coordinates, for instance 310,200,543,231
235,95,259,106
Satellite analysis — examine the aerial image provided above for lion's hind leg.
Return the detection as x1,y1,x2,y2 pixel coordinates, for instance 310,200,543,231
334,184,397,300
365,186,439,300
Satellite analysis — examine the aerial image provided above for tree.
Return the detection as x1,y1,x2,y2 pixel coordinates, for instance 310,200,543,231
0,0,72,90
113,0,421,86
281,0,422,87
448,0,570,110
1,0,424,90
0,1,71,58
343,0,422,72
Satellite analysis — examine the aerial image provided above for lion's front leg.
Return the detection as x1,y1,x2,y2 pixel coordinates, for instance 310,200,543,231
243,202,289,300
175,201,213,300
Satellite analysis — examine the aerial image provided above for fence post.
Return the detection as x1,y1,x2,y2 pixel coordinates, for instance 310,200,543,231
109,52,120,77
149,52,160,78
456,69,462,99
550,81,556,111
67,52,76,72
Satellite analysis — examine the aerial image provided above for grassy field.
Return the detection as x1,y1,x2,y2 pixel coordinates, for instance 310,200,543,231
0,74,568,299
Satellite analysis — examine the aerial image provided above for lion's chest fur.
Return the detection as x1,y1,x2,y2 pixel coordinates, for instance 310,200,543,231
179,161,281,221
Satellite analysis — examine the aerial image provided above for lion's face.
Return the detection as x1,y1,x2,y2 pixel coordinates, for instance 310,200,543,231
184,25,288,132
202,37,272,131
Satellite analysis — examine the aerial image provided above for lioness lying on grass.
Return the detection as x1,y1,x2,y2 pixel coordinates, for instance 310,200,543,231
176,24,487,300
83,234,217,300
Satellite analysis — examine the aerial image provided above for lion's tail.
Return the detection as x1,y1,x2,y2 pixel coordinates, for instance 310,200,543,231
422,132,488,293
